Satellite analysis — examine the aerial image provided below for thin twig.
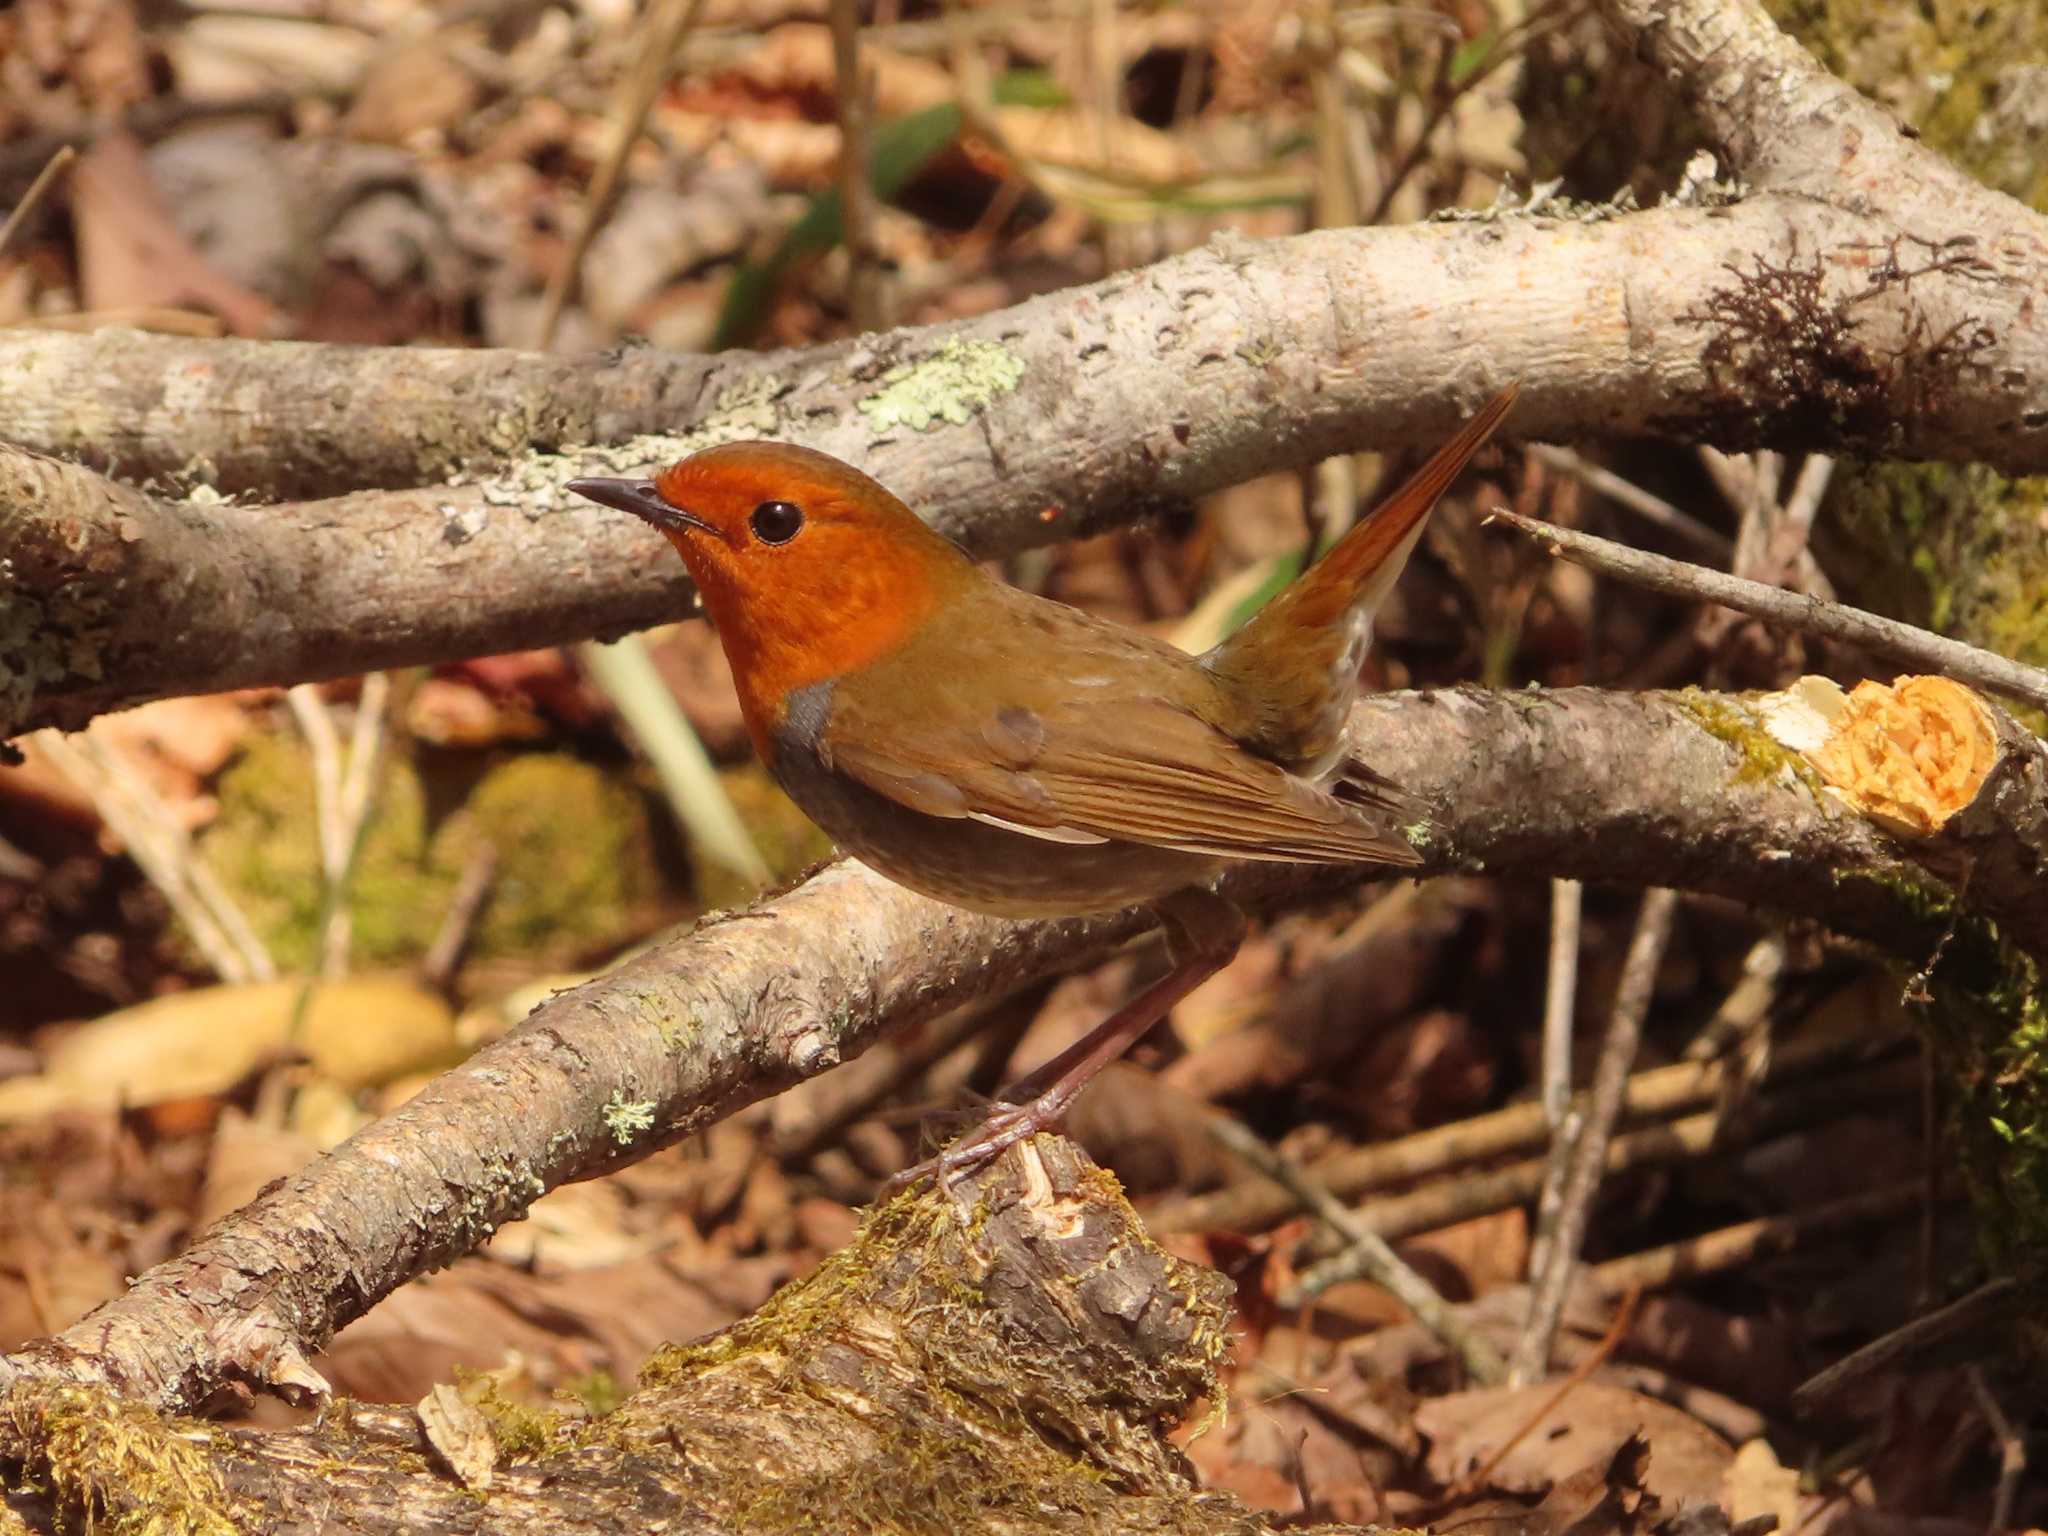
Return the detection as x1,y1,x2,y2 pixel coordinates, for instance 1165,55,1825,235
1588,1182,1921,1294
1513,887,1677,1381
534,0,707,349
1282,1054,1917,1300
1489,510,2048,715
1523,877,1583,1308
1683,928,1785,1144
830,0,881,333
1527,444,1732,560
419,841,498,997
1206,1112,1507,1384
1792,1276,2022,1413
1150,1022,1891,1237
0,145,77,257
34,731,251,983
1964,1365,2026,1535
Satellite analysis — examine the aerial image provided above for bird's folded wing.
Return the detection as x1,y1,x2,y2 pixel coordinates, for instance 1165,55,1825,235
820,692,1422,867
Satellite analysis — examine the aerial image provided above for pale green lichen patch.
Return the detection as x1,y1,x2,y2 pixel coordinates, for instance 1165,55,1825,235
603,1089,657,1144
469,377,785,513
0,584,112,734
1674,688,1831,800
857,338,1025,433
6,1382,239,1536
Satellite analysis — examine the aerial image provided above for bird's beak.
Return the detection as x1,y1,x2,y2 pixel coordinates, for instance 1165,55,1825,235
567,477,716,537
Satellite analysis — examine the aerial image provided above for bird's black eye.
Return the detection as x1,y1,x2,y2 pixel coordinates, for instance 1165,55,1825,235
749,500,804,545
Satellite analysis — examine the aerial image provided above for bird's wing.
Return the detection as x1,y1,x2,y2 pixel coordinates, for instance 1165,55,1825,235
819,685,1422,868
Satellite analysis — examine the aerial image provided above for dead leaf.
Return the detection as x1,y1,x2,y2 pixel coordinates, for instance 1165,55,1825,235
70,134,280,336
196,1108,318,1228
1418,1382,1732,1506
418,1381,498,1491
0,978,461,1123
345,35,482,146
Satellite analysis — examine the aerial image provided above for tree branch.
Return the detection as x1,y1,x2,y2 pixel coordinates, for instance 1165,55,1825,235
6,683,2030,1415
4,1140,1353,1536
9,162,2047,737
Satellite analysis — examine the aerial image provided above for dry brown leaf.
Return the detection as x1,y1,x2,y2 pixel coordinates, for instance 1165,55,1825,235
1418,1382,1731,1506
418,1382,499,1492
0,978,461,1123
406,677,548,748
992,105,1203,183
1723,1438,1803,1530
1806,675,1998,835
725,24,953,118
70,134,281,337
345,35,482,146
196,1108,319,1229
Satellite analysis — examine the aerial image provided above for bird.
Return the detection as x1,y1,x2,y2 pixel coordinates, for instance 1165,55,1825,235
570,382,1518,1187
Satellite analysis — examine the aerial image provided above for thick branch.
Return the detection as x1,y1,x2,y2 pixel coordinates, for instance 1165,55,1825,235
7,684,2027,1415
9,192,2048,738
1601,0,2004,223
8,1142,1333,1536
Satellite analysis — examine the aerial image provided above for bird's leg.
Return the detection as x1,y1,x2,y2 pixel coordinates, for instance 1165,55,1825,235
882,887,1246,1196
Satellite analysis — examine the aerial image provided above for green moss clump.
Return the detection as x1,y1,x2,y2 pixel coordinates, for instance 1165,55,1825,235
687,762,836,911
430,754,656,963
629,1162,1240,1536
452,1370,577,1460
196,740,660,975
195,732,447,973
4,1383,239,1536
1836,867,2048,1281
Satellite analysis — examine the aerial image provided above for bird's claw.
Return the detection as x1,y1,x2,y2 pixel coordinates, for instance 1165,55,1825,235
878,1097,1062,1200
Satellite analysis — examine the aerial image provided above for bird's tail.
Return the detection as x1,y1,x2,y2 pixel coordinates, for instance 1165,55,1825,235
1204,382,1520,770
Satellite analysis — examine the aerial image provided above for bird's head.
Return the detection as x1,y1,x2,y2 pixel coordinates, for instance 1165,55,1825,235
570,443,975,746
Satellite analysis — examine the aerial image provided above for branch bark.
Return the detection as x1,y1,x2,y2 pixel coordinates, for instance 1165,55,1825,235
6,1140,1352,1536
9,160,2045,736
6,683,2033,1416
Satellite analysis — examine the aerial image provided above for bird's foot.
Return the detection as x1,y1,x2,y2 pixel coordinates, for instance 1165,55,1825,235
878,1094,1068,1199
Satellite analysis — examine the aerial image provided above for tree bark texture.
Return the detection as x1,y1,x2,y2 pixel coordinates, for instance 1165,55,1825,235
4,23,2048,737
4,1139,1363,1536
6,683,2035,1418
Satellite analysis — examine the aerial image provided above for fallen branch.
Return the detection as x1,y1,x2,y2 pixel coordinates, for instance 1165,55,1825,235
4,1140,1340,1536
1,684,2020,1415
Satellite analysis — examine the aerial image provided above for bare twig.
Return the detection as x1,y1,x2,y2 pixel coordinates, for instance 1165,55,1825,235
1527,444,1731,561
1793,1277,2022,1413
1282,1053,1916,1300
420,844,498,996
1588,1182,1921,1294
1149,1021,1894,1237
1205,1113,1507,1385
35,727,276,985
1523,877,1583,1312
0,145,76,257
830,0,882,332
1513,887,1678,1381
1489,511,2048,715
1965,1365,2026,1534
533,0,707,349
1683,929,1787,1144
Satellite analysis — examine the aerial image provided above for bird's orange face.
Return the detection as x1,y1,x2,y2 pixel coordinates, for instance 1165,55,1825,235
571,442,973,759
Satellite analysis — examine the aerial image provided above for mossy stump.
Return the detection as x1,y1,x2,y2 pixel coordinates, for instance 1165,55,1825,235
1,1140,1373,1536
